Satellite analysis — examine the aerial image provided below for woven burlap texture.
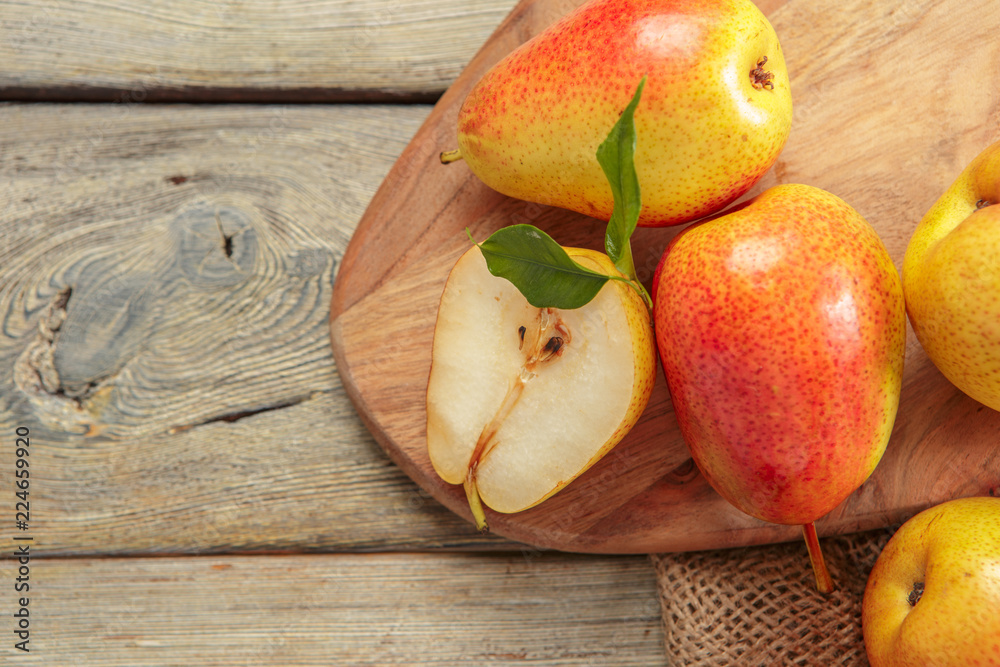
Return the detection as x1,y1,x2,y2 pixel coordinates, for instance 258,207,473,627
651,529,895,666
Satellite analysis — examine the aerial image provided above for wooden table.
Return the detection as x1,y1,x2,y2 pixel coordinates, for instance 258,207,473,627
0,1,666,664
4,0,1000,664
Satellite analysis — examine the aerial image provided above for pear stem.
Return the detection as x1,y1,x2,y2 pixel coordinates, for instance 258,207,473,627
440,149,463,164
463,472,488,533
802,522,834,594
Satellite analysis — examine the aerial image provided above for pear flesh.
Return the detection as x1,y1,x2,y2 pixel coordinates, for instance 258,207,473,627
427,246,646,521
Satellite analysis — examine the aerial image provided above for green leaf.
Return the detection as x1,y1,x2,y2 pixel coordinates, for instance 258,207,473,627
474,225,610,309
597,77,645,279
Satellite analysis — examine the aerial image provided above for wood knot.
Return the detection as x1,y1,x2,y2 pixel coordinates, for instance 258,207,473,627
664,458,699,485
172,205,255,287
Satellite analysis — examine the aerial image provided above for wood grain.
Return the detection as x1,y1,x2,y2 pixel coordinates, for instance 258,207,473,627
0,103,522,555
0,552,665,665
0,0,519,102
330,0,1000,553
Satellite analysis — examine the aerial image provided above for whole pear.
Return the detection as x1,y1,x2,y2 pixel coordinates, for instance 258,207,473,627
862,496,1000,667
903,139,1000,410
448,0,792,227
654,184,906,590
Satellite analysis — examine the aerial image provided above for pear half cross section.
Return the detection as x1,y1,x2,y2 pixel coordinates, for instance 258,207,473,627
426,245,656,530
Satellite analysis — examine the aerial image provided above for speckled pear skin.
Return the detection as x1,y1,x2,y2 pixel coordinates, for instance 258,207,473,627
653,184,906,525
456,0,792,227
903,139,1000,411
862,496,1000,667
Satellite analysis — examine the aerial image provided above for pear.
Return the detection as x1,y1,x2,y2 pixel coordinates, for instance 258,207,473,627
444,0,792,227
862,496,1000,667
426,244,656,530
654,184,907,591
903,139,1000,410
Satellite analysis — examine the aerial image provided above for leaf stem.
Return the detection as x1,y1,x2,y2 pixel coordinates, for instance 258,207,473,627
606,275,652,312
617,238,639,282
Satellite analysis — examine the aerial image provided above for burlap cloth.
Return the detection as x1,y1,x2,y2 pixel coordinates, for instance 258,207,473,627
651,528,896,666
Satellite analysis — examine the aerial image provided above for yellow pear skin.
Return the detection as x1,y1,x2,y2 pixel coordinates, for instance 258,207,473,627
862,496,1000,667
903,139,1000,410
454,0,792,227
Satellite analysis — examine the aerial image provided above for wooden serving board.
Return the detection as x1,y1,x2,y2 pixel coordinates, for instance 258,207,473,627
330,0,1000,553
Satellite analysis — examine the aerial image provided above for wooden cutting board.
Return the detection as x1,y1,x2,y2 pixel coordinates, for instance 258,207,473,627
330,0,1000,553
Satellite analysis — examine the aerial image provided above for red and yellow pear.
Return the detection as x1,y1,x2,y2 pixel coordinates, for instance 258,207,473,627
862,496,1000,667
903,138,1000,410
444,0,792,227
654,184,907,591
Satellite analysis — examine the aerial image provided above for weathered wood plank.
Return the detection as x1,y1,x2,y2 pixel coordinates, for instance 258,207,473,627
0,103,509,555
0,0,520,102
0,552,665,665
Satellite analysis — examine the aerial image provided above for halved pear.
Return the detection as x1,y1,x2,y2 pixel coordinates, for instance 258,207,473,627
426,244,656,530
